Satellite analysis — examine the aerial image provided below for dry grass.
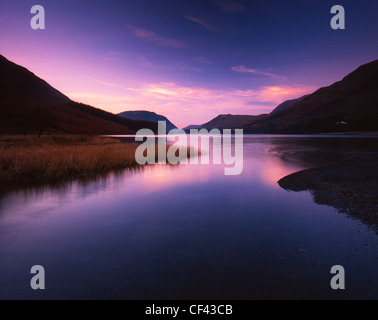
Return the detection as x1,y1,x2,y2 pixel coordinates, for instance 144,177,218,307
0,135,196,185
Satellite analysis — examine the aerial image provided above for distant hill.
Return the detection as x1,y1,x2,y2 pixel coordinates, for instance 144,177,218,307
244,60,378,133
183,124,203,131
118,111,177,131
0,55,156,135
183,114,268,131
200,114,269,130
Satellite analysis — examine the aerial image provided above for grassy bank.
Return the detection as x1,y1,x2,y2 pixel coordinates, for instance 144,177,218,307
0,135,194,186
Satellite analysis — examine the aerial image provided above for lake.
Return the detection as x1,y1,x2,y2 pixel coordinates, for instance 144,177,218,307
0,135,377,299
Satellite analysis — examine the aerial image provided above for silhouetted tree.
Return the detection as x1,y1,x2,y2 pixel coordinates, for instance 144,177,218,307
28,106,54,138
0,102,12,139
37,108,53,138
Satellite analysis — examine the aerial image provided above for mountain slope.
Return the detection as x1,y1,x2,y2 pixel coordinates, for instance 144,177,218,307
270,95,309,115
183,124,203,131
244,60,378,133
118,111,177,131
0,55,156,135
197,114,269,130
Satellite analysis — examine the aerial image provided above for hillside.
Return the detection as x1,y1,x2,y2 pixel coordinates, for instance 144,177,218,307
183,124,203,131
0,55,156,135
189,60,378,134
244,60,378,133
118,111,177,131
270,95,309,115
198,114,269,130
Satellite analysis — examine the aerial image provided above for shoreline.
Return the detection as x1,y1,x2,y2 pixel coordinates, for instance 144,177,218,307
0,135,194,188
0,135,141,187
316,131,378,136
278,153,378,233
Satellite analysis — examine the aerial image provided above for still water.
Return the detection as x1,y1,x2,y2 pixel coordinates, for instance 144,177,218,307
0,135,377,300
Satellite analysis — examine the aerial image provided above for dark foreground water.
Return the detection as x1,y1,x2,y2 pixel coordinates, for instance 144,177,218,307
0,135,377,300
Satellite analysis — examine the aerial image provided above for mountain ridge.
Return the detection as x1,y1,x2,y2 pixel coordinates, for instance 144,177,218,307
0,54,157,135
118,111,177,131
244,59,378,133
187,59,378,133
2,55,377,135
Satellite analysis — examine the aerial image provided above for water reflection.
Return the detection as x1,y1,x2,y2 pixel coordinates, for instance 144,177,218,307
0,135,377,299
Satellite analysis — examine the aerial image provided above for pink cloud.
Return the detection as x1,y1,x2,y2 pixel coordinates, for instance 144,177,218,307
185,15,242,34
102,51,128,62
195,56,215,65
128,25,186,48
232,65,288,80
185,16,219,32
87,77,123,88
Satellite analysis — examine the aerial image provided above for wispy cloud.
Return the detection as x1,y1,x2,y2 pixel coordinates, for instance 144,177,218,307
195,56,215,65
185,16,219,32
232,65,288,80
137,57,202,72
102,51,128,62
87,77,123,89
128,25,186,48
138,57,155,68
212,0,246,13
185,15,242,33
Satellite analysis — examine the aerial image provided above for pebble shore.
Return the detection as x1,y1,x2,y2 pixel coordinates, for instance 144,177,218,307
278,153,378,233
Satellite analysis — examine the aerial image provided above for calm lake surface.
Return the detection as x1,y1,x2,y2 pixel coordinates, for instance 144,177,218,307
0,135,377,300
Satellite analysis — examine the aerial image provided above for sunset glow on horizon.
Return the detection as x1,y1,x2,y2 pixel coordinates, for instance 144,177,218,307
1,0,377,128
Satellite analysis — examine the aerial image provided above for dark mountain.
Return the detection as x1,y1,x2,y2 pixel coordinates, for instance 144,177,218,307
190,60,378,134
0,54,156,135
201,114,269,130
244,60,378,133
118,111,177,131
270,95,309,115
183,124,203,131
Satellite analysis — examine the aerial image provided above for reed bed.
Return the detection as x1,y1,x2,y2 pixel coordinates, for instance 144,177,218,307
0,135,196,185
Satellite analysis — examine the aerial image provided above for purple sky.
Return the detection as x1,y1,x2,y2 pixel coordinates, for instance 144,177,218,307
1,0,377,127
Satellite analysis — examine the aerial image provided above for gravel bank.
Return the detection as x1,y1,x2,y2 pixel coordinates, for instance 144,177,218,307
278,153,378,233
